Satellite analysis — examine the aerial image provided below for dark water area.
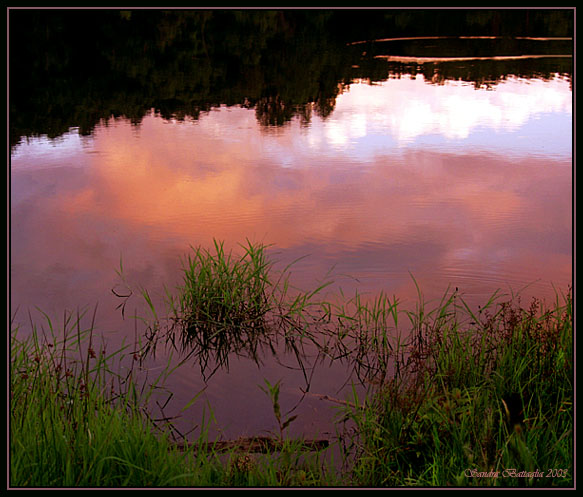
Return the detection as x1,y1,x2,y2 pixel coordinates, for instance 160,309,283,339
9,9,573,441
9,9,572,147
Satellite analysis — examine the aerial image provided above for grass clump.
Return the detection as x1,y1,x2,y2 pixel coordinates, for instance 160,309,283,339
160,240,278,377
176,239,273,337
341,288,573,487
10,308,202,487
151,239,333,379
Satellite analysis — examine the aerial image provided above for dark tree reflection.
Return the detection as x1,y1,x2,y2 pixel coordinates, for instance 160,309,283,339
9,9,573,148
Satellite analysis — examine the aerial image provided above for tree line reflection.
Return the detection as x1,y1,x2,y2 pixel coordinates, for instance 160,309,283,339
9,9,572,148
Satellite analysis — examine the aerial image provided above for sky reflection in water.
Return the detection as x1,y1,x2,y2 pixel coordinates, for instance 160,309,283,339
10,72,572,438
11,74,572,313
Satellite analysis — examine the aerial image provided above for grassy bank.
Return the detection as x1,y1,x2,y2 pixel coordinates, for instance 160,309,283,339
10,241,574,488
9,308,339,487
341,287,573,487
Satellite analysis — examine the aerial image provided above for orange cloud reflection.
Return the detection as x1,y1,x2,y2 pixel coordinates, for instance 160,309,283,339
11,77,572,315
47,112,570,305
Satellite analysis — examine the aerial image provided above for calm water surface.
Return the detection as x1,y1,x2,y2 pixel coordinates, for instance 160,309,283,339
11,69,572,439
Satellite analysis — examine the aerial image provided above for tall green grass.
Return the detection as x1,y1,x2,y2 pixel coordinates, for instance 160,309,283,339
340,288,573,487
174,240,272,336
9,307,339,488
10,308,197,487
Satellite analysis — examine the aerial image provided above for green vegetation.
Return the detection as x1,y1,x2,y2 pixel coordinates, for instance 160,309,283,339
10,241,573,487
139,240,334,379
9,307,340,487
171,240,274,355
341,286,573,487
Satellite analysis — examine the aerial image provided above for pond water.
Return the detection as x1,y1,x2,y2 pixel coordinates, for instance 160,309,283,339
9,10,573,441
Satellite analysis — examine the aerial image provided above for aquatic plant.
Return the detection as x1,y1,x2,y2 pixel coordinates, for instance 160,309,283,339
135,239,334,381
159,239,277,378
259,378,298,441
177,240,272,333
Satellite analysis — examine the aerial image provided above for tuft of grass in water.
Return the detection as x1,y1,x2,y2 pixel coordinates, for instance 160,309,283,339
340,288,573,487
144,239,335,380
160,239,277,377
176,239,273,336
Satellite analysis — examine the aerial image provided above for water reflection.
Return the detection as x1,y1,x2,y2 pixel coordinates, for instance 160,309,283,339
11,75,572,320
9,9,572,148
306,76,571,154
10,13,573,438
